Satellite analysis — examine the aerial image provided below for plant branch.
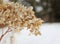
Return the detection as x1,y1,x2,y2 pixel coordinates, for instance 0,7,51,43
0,28,12,41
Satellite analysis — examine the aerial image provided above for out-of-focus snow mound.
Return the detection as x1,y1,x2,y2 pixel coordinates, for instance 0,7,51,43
0,23,60,44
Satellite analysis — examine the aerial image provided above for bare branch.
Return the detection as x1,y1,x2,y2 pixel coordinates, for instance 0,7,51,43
0,28,12,41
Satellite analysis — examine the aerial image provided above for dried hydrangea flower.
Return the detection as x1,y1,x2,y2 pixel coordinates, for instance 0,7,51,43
0,2,43,36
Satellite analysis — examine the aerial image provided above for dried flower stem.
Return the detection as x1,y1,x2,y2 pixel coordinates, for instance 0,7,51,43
0,28,12,41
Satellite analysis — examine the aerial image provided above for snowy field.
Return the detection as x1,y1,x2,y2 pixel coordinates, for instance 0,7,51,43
0,23,60,44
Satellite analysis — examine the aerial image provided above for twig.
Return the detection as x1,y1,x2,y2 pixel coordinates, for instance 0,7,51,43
0,28,12,41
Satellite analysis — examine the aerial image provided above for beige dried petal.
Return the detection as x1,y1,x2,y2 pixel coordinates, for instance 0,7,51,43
0,2,43,36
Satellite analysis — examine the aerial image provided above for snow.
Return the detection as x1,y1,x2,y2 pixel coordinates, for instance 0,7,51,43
0,23,60,44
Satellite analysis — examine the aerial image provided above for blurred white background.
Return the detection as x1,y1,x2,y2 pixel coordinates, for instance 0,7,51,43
0,23,60,44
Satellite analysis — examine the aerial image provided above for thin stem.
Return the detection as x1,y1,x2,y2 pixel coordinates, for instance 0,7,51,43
0,28,12,41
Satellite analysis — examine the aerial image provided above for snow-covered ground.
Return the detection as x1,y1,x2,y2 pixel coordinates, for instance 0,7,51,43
0,23,60,44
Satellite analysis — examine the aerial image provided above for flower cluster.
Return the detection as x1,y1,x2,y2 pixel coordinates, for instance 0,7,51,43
0,2,43,36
